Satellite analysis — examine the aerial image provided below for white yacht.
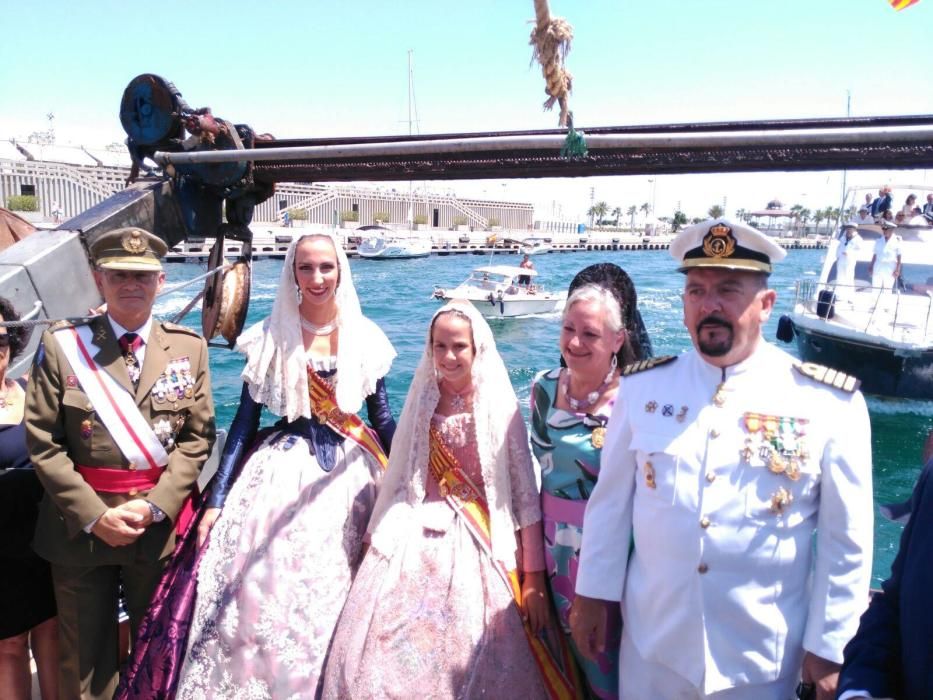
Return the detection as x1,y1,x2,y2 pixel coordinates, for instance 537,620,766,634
777,185,933,398
433,264,566,318
357,225,432,259
520,237,553,255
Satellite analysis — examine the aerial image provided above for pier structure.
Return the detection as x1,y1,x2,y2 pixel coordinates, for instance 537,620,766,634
0,142,535,231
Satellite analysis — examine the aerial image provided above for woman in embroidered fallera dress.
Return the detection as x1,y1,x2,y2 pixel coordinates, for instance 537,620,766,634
530,264,652,699
322,301,573,699
116,232,396,699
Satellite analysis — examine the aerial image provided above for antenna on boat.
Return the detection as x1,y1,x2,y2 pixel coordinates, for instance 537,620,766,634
837,90,852,229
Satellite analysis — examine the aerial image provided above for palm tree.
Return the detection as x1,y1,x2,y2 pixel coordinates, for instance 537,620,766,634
672,210,688,232
735,208,747,223
828,207,841,233
587,201,609,226
708,204,724,219
640,202,651,218
626,205,637,232
611,206,622,226
799,208,812,235
813,209,825,234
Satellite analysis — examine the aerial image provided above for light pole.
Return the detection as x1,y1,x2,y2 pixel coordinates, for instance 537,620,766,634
648,178,657,215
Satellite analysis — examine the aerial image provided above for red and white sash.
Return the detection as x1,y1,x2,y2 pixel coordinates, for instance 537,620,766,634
54,325,169,470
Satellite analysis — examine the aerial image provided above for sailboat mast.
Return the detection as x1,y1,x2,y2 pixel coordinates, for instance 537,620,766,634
407,50,415,226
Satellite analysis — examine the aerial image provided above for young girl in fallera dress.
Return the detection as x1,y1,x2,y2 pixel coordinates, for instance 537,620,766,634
322,301,577,699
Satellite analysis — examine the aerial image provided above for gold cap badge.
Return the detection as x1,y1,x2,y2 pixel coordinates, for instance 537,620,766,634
701,223,736,259
121,229,147,254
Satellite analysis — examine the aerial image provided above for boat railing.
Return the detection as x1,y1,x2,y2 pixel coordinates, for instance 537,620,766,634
795,278,933,342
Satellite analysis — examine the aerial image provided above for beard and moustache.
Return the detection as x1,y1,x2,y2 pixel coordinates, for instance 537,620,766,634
696,315,734,357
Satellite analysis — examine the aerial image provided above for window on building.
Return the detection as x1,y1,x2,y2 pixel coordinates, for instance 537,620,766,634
20,184,36,196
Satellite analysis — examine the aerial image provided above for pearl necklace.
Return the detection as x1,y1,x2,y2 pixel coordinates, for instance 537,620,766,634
300,316,338,335
561,367,615,412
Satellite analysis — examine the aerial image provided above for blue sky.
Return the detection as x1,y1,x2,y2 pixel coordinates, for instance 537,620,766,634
3,0,932,220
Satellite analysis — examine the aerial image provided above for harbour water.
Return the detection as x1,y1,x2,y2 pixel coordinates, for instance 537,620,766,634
155,247,928,586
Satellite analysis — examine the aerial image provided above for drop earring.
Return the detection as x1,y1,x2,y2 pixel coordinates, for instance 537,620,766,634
295,285,303,304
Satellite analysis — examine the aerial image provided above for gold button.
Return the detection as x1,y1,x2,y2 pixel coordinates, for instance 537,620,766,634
127,461,137,471
710,428,720,438
700,516,711,529
706,472,716,483
128,488,138,497
698,563,709,574
85,403,93,411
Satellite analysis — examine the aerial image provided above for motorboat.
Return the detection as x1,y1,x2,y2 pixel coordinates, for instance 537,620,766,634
777,187,933,398
520,237,553,255
433,264,566,318
357,225,432,259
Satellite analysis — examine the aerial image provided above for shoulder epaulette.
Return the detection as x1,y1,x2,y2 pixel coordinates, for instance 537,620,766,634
160,321,201,337
621,355,677,377
794,362,861,393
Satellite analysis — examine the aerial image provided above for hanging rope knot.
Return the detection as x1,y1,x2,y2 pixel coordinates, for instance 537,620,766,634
529,0,575,127
560,112,588,159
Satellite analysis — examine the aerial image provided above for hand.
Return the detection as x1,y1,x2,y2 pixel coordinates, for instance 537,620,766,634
800,651,841,700
91,507,146,547
117,499,154,528
569,594,610,661
198,507,222,548
520,570,551,634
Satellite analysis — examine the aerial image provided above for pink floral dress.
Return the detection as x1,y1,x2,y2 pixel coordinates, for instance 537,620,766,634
322,411,547,699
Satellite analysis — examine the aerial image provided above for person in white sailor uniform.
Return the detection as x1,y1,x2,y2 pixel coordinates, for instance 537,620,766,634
25,227,216,700
835,222,863,293
570,219,874,700
868,219,902,291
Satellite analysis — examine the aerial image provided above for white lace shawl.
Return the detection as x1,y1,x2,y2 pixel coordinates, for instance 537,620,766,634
237,232,396,419
367,300,538,570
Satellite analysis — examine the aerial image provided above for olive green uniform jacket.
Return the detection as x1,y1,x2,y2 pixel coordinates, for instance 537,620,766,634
26,314,216,565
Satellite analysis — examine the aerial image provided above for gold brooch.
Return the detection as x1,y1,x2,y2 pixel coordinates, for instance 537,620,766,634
769,487,793,515
591,426,606,449
121,229,147,253
644,460,656,489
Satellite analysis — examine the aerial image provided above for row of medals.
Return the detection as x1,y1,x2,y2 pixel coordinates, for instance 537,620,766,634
153,366,195,404
742,412,809,515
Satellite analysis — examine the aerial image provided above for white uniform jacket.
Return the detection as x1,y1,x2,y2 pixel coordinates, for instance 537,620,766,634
576,341,873,694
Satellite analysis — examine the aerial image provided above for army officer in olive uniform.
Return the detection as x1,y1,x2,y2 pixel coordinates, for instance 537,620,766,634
571,220,873,700
26,227,216,700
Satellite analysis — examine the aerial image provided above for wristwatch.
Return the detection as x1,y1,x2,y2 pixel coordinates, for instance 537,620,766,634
147,501,166,522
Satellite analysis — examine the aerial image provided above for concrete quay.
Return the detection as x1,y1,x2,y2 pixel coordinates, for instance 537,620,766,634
164,225,828,263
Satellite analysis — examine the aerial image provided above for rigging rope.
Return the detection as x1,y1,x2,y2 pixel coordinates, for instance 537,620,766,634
529,0,574,127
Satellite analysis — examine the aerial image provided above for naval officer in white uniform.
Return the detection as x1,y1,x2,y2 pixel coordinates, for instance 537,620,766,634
570,219,874,700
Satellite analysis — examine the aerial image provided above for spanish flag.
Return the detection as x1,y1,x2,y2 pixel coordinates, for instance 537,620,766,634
486,233,498,246
890,0,920,10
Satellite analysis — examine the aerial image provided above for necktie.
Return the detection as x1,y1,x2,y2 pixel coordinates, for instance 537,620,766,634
119,332,143,389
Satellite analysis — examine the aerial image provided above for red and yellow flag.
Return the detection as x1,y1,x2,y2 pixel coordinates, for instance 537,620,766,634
890,0,920,10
